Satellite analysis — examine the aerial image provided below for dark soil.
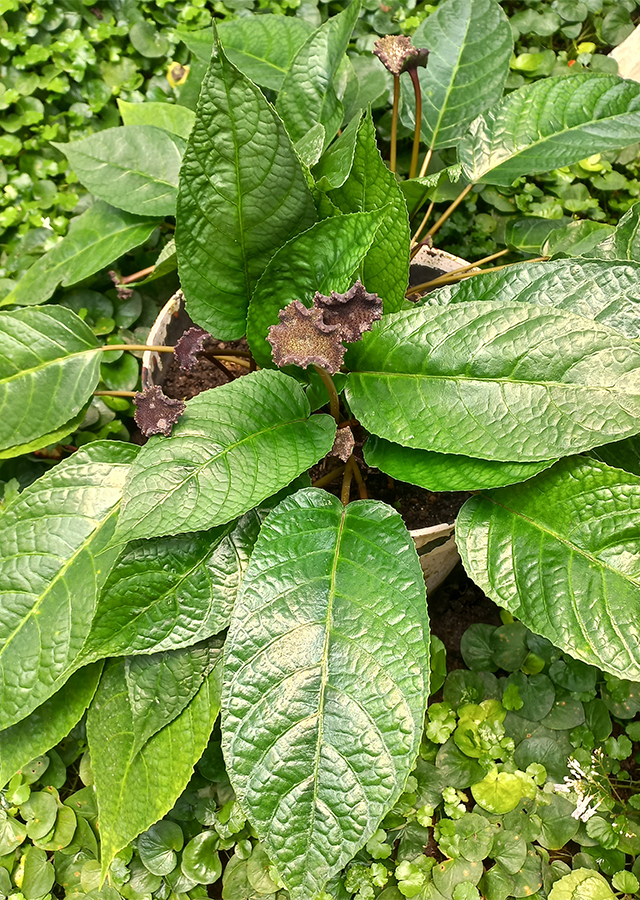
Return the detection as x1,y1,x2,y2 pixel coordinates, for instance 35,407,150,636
162,338,251,399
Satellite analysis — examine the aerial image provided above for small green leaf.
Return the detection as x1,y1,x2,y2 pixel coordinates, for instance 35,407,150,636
0,442,137,731
182,831,222,884
138,820,185,876
276,1,361,149
548,868,615,900
176,35,316,340
543,221,615,258
247,210,385,369
20,846,55,900
460,75,640,185
588,201,640,262
1,201,159,308
115,370,336,542
88,649,221,878
471,768,531,814
612,871,639,894
222,489,429,900
53,127,184,217
536,793,579,850
117,100,195,140
313,113,362,191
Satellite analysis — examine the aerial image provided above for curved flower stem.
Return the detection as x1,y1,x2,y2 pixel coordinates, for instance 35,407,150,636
312,465,346,488
418,146,433,179
100,344,175,353
426,183,474,238
411,202,434,245
341,456,355,505
313,365,340,424
406,254,546,296
408,69,422,180
390,75,400,173
350,455,368,499
94,390,137,397
120,265,156,285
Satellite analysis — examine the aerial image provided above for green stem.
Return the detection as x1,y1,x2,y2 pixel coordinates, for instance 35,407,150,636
409,68,422,180
390,75,400,173
313,366,340,423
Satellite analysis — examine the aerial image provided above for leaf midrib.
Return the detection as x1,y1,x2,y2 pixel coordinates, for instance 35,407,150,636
0,346,99,388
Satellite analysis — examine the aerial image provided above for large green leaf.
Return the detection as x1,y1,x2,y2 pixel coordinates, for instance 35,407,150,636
53,126,184,217
176,37,316,341
457,457,640,680
179,18,314,90
87,647,221,877
313,113,362,191
459,74,640,186
0,201,159,308
0,306,100,454
327,114,410,312
115,370,336,543
345,302,640,462
401,0,512,151
0,442,138,731
125,644,214,754
117,100,195,140
83,513,260,659
364,436,556,492
0,404,90,462
276,1,360,149
587,201,640,262
222,489,429,900
424,258,640,339
0,663,103,788
247,210,385,368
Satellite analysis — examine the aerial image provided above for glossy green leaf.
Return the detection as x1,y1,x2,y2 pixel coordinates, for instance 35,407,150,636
117,100,195,139
587,201,640,261
0,306,100,454
0,405,89,462
276,1,361,149
346,302,640,462
181,831,222,884
1,201,159,309
138,820,184,876
548,869,615,900
505,217,571,254
591,435,640,477
543,221,615,258
115,370,336,542
176,37,316,340
0,442,137,730
0,663,102,789
460,75,640,185
313,113,362,191
20,846,55,900
247,210,385,368
457,456,640,679
295,123,325,168
364,436,555,492
83,513,260,659
424,258,640,339
403,0,512,151
87,648,222,877
222,488,429,900
125,644,214,753
53,127,184,217
180,18,314,90
327,114,410,312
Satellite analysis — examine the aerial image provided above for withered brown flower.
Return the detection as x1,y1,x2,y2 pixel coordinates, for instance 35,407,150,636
267,300,345,375
134,385,186,437
174,326,211,371
373,35,429,76
313,281,383,343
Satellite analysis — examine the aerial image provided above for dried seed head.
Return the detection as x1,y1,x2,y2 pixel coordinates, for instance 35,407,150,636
313,280,383,343
267,300,346,375
331,426,355,462
134,385,186,437
373,35,429,76
174,326,211,371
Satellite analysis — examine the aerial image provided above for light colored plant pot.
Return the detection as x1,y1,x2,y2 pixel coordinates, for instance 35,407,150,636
141,249,472,593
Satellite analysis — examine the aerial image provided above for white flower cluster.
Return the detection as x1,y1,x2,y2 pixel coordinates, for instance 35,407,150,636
554,754,603,822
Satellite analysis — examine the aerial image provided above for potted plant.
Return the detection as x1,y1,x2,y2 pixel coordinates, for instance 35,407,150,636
2,1,640,898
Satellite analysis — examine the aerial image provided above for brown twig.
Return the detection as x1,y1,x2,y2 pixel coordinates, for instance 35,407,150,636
426,183,474,238
208,356,237,380
408,69,422,180
407,255,548,295
418,146,433,179
412,201,434,244
94,390,137,397
313,365,340,424
350,456,368,500
120,265,156,285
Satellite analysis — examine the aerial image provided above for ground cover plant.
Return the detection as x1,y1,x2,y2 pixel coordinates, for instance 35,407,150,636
3,0,640,898
4,622,640,900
